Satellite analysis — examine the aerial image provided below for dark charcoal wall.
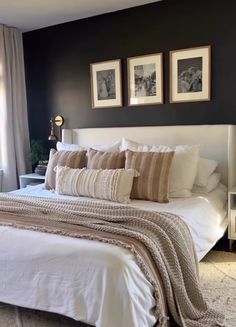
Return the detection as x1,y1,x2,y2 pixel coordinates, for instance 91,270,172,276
23,0,236,143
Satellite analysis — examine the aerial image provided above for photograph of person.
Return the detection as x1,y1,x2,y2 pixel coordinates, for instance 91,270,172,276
134,63,156,97
177,57,202,93
96,69,116,100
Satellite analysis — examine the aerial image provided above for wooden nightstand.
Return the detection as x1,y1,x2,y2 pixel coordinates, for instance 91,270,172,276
19,173,45,189
228,187,236,250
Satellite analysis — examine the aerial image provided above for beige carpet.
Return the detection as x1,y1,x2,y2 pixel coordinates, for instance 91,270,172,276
0,250,235,326
199,250,236,327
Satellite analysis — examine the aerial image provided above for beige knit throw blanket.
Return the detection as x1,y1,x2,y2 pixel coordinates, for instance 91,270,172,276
0,193,224,327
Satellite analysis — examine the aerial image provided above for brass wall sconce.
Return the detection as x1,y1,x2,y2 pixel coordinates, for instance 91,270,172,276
48,115,64,141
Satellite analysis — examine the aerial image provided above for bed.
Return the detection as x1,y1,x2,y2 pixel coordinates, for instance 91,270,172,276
0,124,235,327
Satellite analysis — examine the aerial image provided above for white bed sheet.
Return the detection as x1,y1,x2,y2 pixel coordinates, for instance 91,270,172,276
0,184,227,327
11,183,227,261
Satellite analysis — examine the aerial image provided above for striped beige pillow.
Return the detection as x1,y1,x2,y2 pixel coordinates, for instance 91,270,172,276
125,150,175,203
45,149,87,190
87,149,125,169
55,166,139,204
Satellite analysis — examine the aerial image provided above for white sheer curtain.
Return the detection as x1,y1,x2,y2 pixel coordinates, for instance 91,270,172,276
0,24,31,191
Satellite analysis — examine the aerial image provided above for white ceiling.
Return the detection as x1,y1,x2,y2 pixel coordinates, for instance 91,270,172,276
0,0,161,32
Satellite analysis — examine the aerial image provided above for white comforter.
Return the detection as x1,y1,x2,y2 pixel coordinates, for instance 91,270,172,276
0,184,227,327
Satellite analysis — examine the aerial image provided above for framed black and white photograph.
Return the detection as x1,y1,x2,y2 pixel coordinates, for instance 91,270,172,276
90,59,122,108
128,53,163,106
170,45,211,103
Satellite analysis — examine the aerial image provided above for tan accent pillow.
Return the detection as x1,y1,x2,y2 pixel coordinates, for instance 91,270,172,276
87,149,125,169
45,149,87,190
55,166,139,204
125,150,175,203
121,138,200,198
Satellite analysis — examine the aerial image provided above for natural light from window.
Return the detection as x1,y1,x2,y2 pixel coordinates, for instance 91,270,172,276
0,61,3,112
0,62,3,167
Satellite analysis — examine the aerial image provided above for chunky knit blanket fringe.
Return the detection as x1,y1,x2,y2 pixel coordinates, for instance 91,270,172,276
0,193,225,327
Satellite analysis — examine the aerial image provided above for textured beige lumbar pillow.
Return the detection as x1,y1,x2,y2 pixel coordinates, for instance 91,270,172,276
45,149,87,190
125,150,175,203
55,166,139,204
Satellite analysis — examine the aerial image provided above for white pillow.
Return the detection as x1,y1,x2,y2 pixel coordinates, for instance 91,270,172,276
91,140,121,152
55,166,139,204
57,140,121,153
194,158,218,187
169,145,200,197
56,142,85,152
120,138,171,152
120,138,200,197
192,172,221,194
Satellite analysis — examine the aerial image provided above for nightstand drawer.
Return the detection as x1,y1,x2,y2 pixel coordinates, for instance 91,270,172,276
230,210,236,239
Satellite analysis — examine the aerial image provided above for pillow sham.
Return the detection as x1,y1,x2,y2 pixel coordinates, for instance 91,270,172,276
55,166,139,204
169,145,200,197
45,149,87,190
125,150,175,203
91,140,121,152
194,158,218,187
56,142,85,152
87,149,125,169
120,138,200,198
192,172,221,194
57,140,121,153
120,137,171,152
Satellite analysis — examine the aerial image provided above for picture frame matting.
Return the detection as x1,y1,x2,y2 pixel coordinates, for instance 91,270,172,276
128,53,163,106
90,59,122,109
169,45,211,103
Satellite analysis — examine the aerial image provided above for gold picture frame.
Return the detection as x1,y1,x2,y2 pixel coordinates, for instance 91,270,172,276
90,59,122,109
170,45,211,103
127,53,163,106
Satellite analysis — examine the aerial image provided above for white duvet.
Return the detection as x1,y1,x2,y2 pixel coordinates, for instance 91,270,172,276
0,184,227,327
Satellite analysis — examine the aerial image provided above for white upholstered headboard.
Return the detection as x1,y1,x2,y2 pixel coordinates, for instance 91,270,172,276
62,125,236,189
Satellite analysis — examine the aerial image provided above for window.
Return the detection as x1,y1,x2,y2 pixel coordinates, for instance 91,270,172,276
0,62,3,166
